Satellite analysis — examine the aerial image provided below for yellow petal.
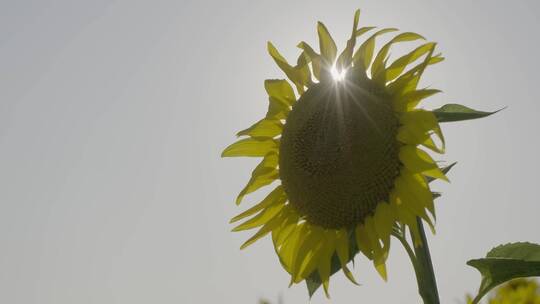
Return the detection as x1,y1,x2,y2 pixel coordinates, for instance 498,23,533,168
375,261,388,282
295,51,313,88
267,42,306,93
335,10,361,70
351,9,361,35
232,201,284,231
335,229,359,285
342,265,359,285
385,42,436,82
236,118,283,139
373,203,395,249
397,110,445,153
221,138,278,157
389,53,443,98
292,226,324,283
298,241,324,280
240,210,284,249
395,183,430,225
297,41,322,81
355,224,373,259
352,28,398,71
264,79,296,105
317,21,337,65
335,229,350,266
355,26,376,38
266,96,290,120
317,230,336,298
388,45,437,96
364,217,388,281
235,152,279,204
230,186,285,223
399,146,449,182
272,210,299,248
371,32,425,81
393,172,437,235
277,222,305,272
400,171,437,220
393,88,441,112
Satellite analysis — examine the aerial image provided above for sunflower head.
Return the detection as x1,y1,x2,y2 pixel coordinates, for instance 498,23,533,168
279,78,401,229
489,279,540,304
223,9,449,297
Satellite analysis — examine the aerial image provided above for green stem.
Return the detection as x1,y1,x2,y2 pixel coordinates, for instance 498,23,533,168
392,229,418,272
471,293,485,304
393,226,426,301
412,217,440,304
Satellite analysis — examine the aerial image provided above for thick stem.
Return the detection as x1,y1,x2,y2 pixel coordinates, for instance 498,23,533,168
412,217,440,304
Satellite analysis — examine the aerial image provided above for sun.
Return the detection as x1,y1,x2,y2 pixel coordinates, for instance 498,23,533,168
330,64,347,81
222,9,448,297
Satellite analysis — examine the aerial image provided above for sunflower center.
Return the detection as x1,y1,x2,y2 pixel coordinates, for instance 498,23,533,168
279,78,401,229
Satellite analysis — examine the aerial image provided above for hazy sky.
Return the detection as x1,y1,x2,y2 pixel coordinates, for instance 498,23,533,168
1,1,539,303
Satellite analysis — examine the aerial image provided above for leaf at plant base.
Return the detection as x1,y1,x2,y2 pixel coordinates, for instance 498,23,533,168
467,242,540,304
433,104,503,123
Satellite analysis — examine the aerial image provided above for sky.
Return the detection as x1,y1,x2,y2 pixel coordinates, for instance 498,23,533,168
0,1,539,303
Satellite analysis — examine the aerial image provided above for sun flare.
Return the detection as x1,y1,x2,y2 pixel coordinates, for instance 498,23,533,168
330,64,347,81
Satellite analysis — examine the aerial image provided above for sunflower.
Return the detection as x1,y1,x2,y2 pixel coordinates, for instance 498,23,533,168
222,10,448,296
488,279,540,304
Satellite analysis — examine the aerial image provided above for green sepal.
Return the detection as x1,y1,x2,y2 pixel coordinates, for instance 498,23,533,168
467,242,540,304
433,103,503,123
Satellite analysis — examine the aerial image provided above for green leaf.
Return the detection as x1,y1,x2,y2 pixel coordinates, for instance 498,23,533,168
433,104,503,123
467,242,540,304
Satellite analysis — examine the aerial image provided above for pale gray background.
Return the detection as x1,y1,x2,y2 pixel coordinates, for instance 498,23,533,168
0,1,538,303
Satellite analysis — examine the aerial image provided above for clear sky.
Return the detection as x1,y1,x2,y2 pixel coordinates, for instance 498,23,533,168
0,1,539,303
